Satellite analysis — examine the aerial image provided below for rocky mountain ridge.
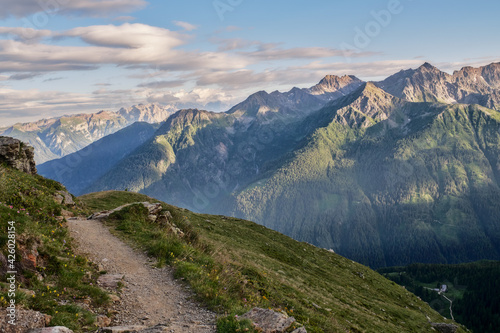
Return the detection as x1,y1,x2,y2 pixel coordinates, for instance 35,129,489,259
0,103,175,164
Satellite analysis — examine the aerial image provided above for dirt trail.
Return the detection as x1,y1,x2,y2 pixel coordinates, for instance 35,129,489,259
68,217,216,332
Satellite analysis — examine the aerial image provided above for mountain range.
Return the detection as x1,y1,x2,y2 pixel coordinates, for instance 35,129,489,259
0,103,174,164
37,62,500,267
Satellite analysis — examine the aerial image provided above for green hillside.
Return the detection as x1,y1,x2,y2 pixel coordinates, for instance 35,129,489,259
80,190,465,333
0,165,109,331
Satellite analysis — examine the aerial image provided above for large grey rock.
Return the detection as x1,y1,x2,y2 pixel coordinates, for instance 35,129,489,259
241,307,296,333
28,327,74,333
142,202,163,215
54,190,75,206
97,274,124,289
0,136,37,174
0,308,45,333
430,323,458,333
98,326,147,333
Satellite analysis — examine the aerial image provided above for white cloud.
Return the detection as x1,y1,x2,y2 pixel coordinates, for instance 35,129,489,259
0,24,249,73
59,23,185,49
0,0,147,19
173,21,198,32
137,80,186,89
0,27,52,43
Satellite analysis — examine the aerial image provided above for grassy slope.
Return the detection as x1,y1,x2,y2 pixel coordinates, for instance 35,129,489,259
80,190,466,333
0,165,109,331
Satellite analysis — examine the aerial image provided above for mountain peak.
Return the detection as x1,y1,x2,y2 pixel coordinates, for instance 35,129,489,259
316,74,362,91
308,74,364,100
417,62,440,72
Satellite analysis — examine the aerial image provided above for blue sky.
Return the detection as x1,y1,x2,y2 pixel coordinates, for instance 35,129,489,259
0,0,499,125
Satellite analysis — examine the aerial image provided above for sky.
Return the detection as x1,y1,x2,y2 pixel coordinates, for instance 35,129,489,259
0,0,499,126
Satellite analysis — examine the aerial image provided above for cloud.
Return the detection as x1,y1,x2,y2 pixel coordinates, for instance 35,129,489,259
9,72,42,80
243,45,379,61
144,88,236,111
43,77,64,82
173,21,198,31
58,23,186,49
0,0,147,19
211,38,379,59
137,80,186,89
0,24,248,73
0,27,52,43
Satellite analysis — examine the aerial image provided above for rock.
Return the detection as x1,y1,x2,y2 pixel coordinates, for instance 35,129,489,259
147,215,158,222
55,190,75,206
61,209,74,218
97,274,124,289
0,308,45,333
109,294,121,302
98,326,147,333
0,136,37,174
291,327,307,333
17,235,41,271
137,324,170,332
169,225,184,237
155,211,172,226
19,288,36,297
241,307,296,333
142,202,163,215
0,253,8,275
28,327,74,333
430,323,458,333
96,315,112,327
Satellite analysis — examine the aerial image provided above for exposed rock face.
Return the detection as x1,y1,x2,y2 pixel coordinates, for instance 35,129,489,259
430,323,458,333
0,308,46,333
241,307,298,333
0,136,37,174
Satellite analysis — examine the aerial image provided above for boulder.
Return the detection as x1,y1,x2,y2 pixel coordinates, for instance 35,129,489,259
98,326,147,333
156,211,173,227
430,323,458,333
241,307,296,333
142,202,163,215
96,315,112,327
54,190,75,206
0,308,45,333
97,274,124,289
0,136,37,174
291,327,307,333
28,327,74,333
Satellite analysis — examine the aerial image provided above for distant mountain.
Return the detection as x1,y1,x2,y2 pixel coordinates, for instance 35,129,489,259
37,122,159,195
227,74,363,121
0,103,175,164
377,62,500,109
44,62,500,268
307,74,364,100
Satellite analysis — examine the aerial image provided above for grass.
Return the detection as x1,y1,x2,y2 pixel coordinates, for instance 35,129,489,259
80,190,467,333
0,165,110,332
